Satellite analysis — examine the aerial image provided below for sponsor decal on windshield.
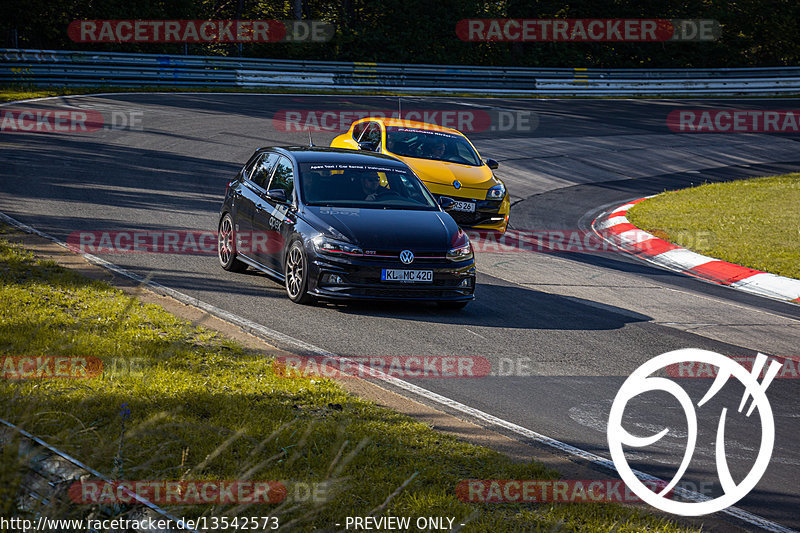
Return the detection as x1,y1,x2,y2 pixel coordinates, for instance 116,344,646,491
308,164,406,172
390,127,461,139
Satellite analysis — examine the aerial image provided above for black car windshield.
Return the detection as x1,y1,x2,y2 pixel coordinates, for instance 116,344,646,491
300,163,439,209
385,126,482,166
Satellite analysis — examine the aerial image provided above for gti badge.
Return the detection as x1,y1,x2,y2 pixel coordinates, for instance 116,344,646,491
400,250,415,264
453,180,462,189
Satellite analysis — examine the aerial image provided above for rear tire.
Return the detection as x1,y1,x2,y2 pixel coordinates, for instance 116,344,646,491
285,241,313,304
218,213,248,273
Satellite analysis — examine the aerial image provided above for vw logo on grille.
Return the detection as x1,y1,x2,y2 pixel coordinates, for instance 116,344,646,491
453,180,462,189
399,250,414,264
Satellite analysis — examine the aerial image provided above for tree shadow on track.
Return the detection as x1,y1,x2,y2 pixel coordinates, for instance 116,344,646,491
319,281,650,331
0,135,237,215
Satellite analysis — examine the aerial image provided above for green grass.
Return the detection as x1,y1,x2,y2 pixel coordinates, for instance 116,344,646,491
0,87,67,102
627,174,800,280
0,234,696,531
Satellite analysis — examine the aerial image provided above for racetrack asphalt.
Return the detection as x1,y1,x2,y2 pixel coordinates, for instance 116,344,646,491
1,94,799,531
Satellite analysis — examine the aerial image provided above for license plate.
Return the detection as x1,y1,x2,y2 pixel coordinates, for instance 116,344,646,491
381,269,433,282
452,200,476,212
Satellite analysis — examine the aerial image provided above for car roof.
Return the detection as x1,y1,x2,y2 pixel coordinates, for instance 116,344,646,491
357,117,465,136
259,146,408,166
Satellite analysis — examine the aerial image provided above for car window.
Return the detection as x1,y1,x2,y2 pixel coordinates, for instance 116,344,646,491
300,162,438,210
268,156,295,199
242,153,261,181
358,122,381,145
249,153,279,190
352,122,367,141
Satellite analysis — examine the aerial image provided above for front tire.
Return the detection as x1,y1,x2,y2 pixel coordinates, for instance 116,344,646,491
218,213,248,273
285,241,313,304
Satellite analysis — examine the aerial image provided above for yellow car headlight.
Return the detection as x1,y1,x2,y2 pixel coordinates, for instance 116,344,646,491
486,183,506,200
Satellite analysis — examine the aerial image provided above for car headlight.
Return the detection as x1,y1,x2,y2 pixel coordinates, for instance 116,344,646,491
486,183,506,200
447,243,473,262
312,235,363,256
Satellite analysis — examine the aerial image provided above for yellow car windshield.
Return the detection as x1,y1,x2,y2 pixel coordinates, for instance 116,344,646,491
385,127,481,166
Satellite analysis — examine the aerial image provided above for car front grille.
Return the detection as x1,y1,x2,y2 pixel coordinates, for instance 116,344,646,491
449,210,496,226
433,195,503,227
359,250,448,263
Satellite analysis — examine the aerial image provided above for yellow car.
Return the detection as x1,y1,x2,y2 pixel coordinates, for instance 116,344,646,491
331,117,509,232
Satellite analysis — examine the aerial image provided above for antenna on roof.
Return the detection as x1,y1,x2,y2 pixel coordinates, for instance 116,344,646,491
308,130,315,147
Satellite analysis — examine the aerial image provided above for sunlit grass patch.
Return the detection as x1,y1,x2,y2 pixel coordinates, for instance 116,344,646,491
628,174,800,279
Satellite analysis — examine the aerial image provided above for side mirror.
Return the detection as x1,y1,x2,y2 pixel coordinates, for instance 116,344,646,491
358,141,378,152
267,189,288,203
438,196,456,211
485,158,499,170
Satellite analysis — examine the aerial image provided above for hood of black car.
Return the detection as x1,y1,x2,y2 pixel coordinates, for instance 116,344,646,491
303,206,457,251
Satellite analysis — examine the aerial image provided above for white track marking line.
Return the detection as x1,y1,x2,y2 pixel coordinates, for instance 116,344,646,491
465,328,487,340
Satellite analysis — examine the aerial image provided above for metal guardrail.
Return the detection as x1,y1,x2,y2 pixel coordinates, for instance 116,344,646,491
0,418,196,533
2,48,800,96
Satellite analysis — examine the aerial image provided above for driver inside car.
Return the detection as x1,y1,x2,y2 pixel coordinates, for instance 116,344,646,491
427,139,447,159
360,171,386,200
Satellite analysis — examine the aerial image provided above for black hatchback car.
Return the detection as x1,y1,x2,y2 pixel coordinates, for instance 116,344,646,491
217,147,476,307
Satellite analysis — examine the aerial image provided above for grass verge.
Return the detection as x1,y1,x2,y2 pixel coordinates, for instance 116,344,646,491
0,232,696,531
628,174,800,280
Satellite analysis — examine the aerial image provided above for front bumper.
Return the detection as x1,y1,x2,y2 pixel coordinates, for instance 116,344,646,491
308,253,476,302
431,194,510,233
